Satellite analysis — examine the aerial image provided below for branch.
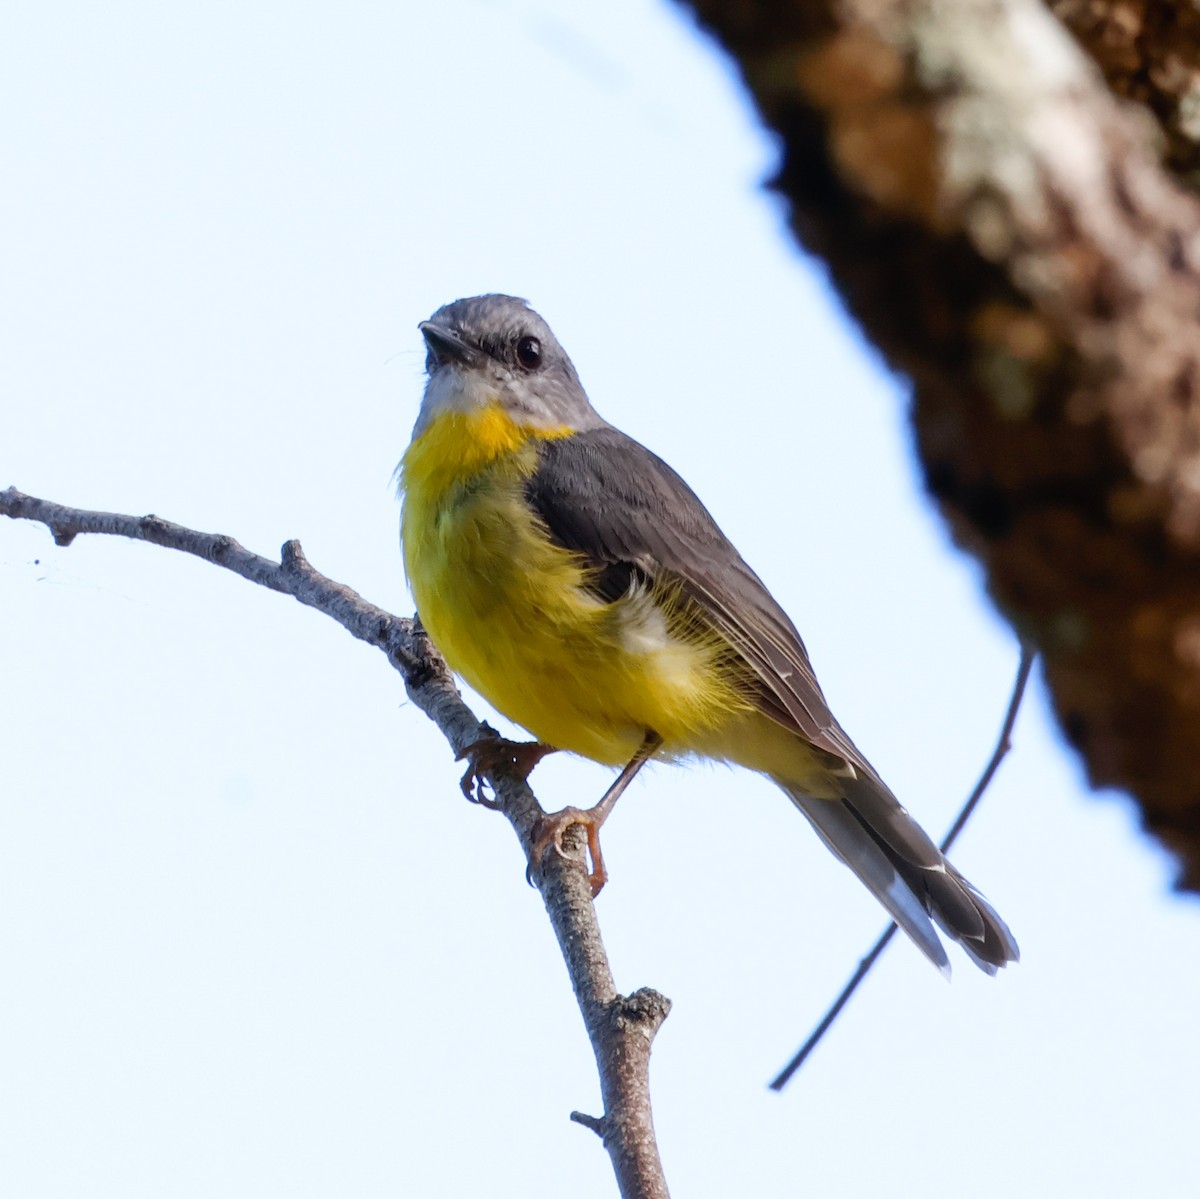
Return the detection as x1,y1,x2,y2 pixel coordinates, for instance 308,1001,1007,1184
770,643,1035,1090
939,643,1037,852
686,0,1200,887
1,486,671,1199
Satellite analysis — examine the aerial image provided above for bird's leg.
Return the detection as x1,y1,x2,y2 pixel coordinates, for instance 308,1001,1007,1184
529,731,663,897
456,728,557,809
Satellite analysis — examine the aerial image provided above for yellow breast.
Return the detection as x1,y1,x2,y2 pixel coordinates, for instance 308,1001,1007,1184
399,405,750,765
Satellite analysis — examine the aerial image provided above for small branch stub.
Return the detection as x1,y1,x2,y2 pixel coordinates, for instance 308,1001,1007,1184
571,1111,607,1139
615,988,672,1036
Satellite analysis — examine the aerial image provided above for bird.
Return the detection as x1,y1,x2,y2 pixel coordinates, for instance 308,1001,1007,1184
398,293,1018,976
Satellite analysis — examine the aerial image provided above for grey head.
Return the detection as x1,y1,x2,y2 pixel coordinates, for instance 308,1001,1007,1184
414,294,606,439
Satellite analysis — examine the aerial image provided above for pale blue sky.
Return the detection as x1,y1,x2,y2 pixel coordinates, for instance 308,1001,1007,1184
2,2,1196,1196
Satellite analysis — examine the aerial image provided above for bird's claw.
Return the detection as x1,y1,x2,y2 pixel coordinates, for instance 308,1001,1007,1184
456,733,555,809
527,806,608,897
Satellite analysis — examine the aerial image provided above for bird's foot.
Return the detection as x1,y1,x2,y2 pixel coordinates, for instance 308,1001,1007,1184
525,732,662,898
528,804,610,898
456,730,555,809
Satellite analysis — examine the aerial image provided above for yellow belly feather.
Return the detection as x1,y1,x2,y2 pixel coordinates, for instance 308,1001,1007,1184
399,405,757,766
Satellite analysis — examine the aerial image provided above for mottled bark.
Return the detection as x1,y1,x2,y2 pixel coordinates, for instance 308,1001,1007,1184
685,0,1200,885
1052,0,1200,190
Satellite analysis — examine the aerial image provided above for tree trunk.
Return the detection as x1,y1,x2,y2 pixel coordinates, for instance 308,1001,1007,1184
685,0,1200,886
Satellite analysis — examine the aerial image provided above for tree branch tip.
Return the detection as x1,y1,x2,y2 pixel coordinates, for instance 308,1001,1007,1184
281,539,307,569
569,1111,607,1139
616,987,672,1032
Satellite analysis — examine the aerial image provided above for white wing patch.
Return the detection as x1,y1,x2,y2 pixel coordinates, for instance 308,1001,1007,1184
616,583,710,699
617,583,671,654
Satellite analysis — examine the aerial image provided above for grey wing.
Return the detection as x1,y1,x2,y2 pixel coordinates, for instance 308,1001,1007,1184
525,425,845,754
527,428,1019,971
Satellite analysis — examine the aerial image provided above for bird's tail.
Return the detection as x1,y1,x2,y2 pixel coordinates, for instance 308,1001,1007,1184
774,773,1019,976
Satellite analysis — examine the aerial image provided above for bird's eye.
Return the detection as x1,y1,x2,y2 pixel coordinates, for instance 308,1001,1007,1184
516,336,542,370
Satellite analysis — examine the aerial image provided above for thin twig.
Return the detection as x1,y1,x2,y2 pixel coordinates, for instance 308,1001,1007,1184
1,486,672,1199
938,646,1036,855
769,644,1035,1091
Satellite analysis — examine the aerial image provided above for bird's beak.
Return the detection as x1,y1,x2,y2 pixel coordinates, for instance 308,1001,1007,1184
419,321,483,368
